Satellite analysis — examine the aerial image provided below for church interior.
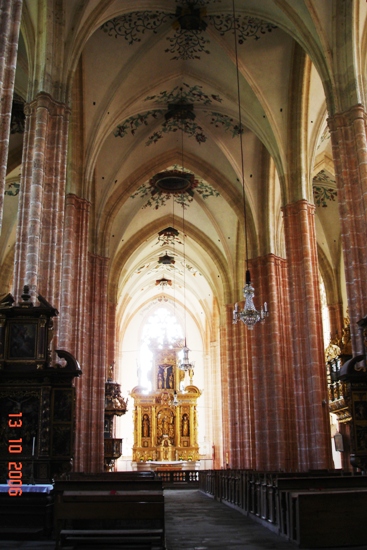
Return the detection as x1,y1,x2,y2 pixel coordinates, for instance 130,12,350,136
2,0,367,547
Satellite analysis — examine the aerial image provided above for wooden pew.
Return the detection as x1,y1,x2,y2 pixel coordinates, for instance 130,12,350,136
276,475,367,547
54,476,165,549
288,489,367,548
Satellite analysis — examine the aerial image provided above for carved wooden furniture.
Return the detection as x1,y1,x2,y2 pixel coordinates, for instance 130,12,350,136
54,474,165,549
0,286,81,484
200,470,367,548
104,367,127,471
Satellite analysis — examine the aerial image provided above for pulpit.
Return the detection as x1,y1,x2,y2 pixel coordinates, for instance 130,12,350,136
104,365,128,471
131,347,201,466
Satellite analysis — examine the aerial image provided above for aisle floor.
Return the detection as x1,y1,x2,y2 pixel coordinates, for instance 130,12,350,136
1,488,367,550
164,489,367,550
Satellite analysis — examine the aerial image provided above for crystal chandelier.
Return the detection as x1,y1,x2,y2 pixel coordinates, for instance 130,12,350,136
233,270,268,329
231,0,269,330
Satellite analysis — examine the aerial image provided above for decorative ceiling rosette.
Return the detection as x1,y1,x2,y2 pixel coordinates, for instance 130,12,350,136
114,83,243,145
101,0,277,60
155,227,183,247
131,167,219,210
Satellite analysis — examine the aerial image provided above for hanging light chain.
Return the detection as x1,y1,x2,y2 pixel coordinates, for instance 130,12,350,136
179,135,195,371
232,0,269,329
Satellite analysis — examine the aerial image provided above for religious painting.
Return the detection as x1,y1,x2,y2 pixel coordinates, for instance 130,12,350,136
52,425,71,456
355,425,367,452
354,400,367,421
8,322,37,359
53,389,73,422
157,365,174,390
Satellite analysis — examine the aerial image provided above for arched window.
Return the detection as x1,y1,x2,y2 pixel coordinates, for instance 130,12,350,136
319,273,330,347
138,307,183,392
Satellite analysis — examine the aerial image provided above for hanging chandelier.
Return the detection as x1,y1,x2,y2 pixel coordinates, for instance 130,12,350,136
233,270,268,329
231,0,269,330
156,226,182,246
158,252,175,265
179,337,195,372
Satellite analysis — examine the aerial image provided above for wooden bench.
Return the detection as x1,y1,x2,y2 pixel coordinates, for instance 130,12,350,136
59,529,164,548
288,489,367,548
54,477,165,549
276,476,367,547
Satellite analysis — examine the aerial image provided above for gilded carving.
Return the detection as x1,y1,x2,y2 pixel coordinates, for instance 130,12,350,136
142,413,150,437
131,345,201,464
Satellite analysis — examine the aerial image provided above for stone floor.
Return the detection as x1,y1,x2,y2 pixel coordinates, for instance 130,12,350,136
2,489,367,549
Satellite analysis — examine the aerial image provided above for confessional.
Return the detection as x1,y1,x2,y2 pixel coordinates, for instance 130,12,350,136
0,286,81,484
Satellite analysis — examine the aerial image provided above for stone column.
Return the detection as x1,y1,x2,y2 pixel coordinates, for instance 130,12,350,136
59,193,90,355
282,200,333,470
106,300,117,369
13,92,70,311
248,254,298,471
219,321,231,467
0,0,23,233
328,302,344,342
74,253,109,473
209,337,223,470
328,105,367,355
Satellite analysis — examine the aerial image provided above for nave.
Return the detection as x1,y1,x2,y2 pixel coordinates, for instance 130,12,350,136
2,489,367,550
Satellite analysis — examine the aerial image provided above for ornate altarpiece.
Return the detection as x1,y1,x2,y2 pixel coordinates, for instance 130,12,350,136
131,347,201,465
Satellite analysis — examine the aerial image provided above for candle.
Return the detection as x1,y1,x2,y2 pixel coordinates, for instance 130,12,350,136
32,436,35,456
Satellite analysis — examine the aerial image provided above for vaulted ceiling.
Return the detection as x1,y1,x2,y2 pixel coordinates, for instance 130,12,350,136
5,0,364,347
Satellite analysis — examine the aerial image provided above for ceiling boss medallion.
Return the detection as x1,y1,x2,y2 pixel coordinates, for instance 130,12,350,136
131,168,219,210
155,227,182,247
114,83,243,145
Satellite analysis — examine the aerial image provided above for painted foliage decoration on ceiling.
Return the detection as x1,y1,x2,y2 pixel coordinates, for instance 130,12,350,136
312,170,337,207
114,83,243,145
131,166,220,210
135,257,203,278
5,182,20,197
101,0,277,60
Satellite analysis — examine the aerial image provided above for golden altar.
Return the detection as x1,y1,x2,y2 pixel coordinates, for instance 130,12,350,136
131,348,201,464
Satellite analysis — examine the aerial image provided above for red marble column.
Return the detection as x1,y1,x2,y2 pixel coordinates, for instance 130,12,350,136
74,253,109,473
229,254,298,471
328,302,344,342
13,92,70,316
249,254,298,471
0,0,23,232
59,194,90,355
221,303,255,468
219,321,231,468
225,302,246,469
282,200,333,470
106,300,117,370
328,105,367,355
